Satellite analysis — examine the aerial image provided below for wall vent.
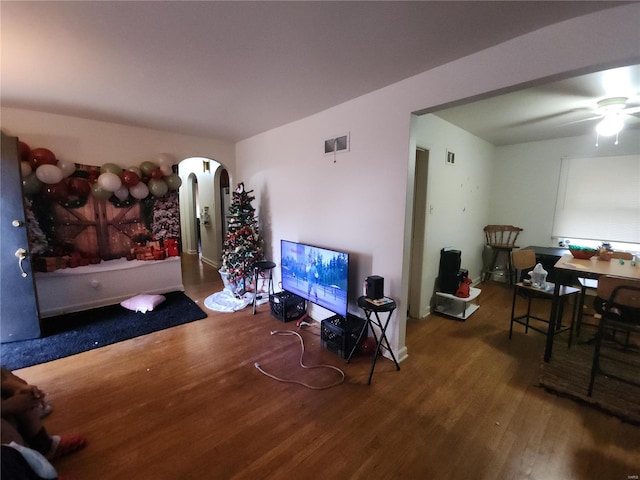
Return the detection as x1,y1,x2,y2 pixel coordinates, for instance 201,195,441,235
324,133,350,155
446,150,455,165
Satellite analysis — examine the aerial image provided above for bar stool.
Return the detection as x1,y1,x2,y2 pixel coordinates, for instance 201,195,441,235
252,260,276,314
483,225,522,286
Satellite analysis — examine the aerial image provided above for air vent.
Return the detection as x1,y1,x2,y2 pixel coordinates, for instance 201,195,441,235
324,133,350,155
446,150,455,165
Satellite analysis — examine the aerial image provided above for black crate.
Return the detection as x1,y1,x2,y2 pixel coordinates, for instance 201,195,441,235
269,291,306,322
321,314,366,359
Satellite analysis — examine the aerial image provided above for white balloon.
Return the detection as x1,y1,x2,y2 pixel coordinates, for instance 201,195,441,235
114,185,130,201
160,164,173,176
97,172,122,192
57,159,76,177
156,153,175,166
20,161,32,177
35,164,64,185
130,182,149,199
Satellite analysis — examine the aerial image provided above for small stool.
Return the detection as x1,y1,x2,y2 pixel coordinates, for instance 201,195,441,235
252,261,276,314
351,296,401,384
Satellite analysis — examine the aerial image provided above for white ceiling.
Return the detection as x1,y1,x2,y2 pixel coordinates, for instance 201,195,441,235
431,64,640,146
0,1,632,143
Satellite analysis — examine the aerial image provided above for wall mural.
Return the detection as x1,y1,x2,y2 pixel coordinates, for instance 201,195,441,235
19,141,182,272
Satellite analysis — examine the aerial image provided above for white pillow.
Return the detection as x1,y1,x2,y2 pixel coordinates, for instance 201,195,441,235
120,294,166,313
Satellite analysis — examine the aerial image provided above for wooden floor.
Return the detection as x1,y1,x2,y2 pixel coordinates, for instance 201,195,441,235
15,254,640,479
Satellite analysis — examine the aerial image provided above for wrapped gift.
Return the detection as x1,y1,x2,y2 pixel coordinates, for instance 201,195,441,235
165,238,179,256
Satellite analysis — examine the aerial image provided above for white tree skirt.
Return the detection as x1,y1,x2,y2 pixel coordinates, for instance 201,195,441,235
203,288,268,312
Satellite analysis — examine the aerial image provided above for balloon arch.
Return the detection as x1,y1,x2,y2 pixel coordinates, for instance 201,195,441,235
19,141,182,206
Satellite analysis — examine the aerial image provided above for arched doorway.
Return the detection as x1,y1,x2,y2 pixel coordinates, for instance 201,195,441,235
178,158,229,270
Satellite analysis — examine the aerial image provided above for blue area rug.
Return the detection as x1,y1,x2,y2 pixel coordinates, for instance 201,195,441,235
0,291,207,370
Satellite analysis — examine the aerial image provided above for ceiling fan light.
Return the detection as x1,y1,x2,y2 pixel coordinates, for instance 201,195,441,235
596,114,624,136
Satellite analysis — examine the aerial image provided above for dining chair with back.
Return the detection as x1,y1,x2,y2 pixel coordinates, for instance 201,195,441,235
576,251,635,338
588,275,640,396
509,249,581,344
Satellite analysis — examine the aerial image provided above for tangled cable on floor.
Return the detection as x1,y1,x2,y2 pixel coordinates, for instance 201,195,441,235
254,330,345,390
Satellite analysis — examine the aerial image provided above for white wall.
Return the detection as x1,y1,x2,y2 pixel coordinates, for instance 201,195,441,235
1,108,235,168
491,129,640,249
236,4,640,361
412,114,495,318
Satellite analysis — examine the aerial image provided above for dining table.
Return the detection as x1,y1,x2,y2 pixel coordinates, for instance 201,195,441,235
544,253,640,362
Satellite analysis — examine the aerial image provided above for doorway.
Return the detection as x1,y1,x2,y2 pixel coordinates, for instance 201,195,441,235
408,148,429,318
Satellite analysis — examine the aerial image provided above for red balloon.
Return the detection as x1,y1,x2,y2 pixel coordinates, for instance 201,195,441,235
121,170,141,187
18,141,31,162
359,337,377,355
86,168,99,184
42,181,69,201
150,168,164,180
30,148,57,169
67,177,91,198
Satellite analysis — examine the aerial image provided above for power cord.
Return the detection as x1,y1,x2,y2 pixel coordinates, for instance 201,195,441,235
254,330,345,390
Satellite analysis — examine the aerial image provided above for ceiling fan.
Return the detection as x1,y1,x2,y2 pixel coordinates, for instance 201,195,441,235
589,97,640,136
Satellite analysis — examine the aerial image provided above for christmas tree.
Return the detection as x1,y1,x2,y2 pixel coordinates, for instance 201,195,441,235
24,198,49,255
151,190,181,242
221,183,263,291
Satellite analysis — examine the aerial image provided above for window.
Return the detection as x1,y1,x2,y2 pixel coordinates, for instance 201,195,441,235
552,155,640,244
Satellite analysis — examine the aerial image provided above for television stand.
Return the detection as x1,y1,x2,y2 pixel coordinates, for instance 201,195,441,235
435,287,481,320
269,291,306,322
320,313,365,359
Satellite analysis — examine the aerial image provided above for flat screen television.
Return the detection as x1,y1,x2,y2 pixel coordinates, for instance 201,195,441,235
280,240,349,318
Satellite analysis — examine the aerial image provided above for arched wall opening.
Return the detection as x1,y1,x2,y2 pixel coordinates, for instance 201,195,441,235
178,157,230,270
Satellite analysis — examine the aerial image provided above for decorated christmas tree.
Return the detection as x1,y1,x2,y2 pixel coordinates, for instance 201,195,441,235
221,183,263,291
151,190,180,242
24,198,49,255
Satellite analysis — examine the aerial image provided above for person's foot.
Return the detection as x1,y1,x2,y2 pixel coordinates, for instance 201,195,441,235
46,435,87,460
39,402,53,419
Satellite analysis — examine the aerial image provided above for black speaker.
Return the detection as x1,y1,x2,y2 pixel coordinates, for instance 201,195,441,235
439,248,461,274
439,249,462,294
366,275,384,299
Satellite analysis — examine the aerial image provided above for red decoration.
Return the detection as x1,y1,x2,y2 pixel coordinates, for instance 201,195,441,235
42,181,69,201
121,170,141,187
150,168,164,180
18,141,31,162
29,148,57,169
165,238,179,256
67,177,91,198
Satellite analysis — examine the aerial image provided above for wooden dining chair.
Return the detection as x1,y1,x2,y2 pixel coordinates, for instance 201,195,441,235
575,251,635,338
483,225,522,285
509,249,581,344
588,275,640,396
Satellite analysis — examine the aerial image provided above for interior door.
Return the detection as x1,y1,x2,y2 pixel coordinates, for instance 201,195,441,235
1,132,41,342
408,148,429,318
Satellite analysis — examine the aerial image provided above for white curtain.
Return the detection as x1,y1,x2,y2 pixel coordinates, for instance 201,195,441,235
552,154,640,243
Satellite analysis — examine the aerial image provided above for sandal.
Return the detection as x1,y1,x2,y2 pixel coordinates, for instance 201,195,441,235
46,434,87,460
